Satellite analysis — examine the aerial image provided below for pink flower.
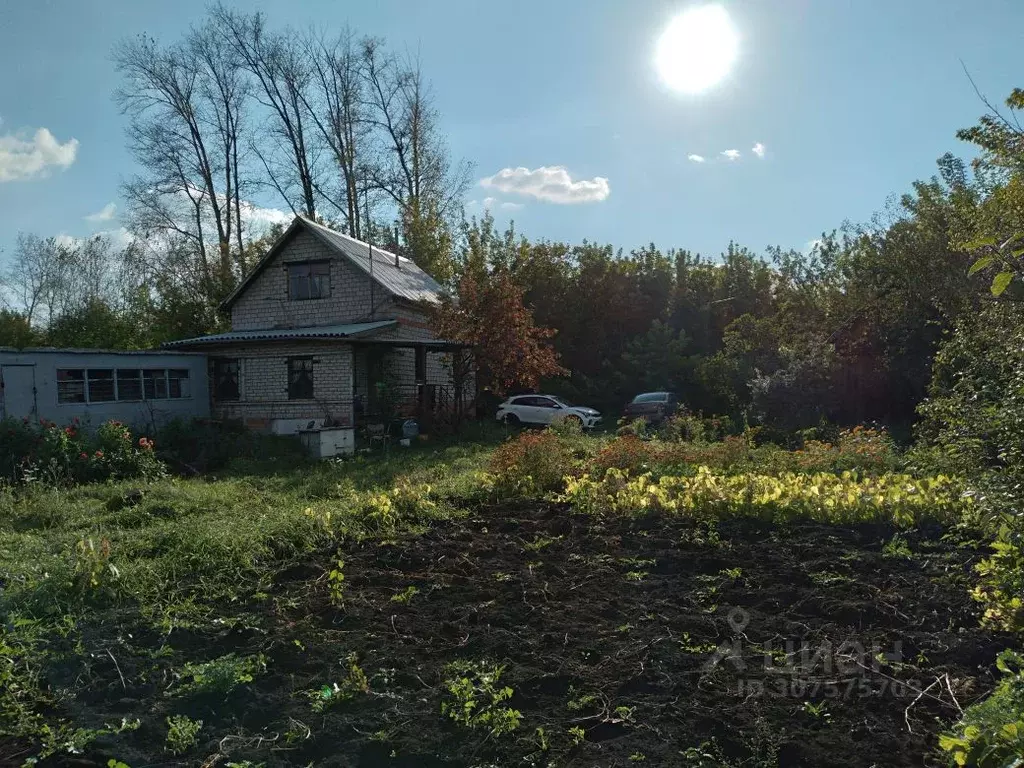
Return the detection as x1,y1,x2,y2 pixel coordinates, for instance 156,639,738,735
94,450,104,458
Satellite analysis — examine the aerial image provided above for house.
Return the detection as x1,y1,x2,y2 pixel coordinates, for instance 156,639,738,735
164,216,471,434
0,348,209,426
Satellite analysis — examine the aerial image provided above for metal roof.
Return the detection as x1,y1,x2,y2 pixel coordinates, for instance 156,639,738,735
0,346,203,357
221,216,444,309
162,320,397,348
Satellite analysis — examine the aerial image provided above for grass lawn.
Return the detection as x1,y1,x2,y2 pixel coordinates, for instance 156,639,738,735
0,428,1013,766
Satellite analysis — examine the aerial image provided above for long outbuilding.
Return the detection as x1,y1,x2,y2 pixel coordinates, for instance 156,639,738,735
0,347,209,427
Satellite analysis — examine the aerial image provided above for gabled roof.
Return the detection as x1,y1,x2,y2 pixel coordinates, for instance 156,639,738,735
162,320,397,349
221,216,443,310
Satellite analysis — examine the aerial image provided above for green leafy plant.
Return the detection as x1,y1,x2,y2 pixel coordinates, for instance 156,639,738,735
327,556,346,606
440,660,521,738
940,650,1024,766
568,725,586,746
973,539,1024,631
170,653,266,697
310,652,370,712
390,585,420,604
165,714,202,755
882,534,913,559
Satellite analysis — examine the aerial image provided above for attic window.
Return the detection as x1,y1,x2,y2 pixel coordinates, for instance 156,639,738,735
287,261,330,301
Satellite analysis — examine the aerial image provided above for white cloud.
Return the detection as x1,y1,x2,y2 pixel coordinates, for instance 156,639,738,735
85,202,116,223
500,201,524,211
752,142,766,158
482,196,497,209
238,199,290,233
721,149,741,161
480,165,610,204
55,227,135,253
688,154,706,163
0,126,78,182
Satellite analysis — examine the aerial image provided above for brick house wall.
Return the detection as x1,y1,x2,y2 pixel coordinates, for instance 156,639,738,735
210,342,354,429
231,230,383,331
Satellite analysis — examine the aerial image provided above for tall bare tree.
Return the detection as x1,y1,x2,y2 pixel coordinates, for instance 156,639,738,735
303,27,372,237
362,43,471,278
213,5,320,218
114,22,250,295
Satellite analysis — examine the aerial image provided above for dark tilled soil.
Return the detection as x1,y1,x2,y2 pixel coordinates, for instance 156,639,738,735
41,504,1014,767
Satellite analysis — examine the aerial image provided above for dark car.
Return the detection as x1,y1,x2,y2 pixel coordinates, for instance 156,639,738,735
623,392,679,424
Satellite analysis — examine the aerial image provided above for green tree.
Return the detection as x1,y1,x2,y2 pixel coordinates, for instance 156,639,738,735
0,310,40,348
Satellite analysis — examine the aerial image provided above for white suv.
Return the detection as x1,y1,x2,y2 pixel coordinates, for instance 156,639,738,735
495,395,602,429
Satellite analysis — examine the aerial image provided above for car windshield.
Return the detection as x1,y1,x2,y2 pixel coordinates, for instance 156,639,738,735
632,393,669,403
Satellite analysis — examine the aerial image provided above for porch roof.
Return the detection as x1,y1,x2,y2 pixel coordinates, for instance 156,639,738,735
162,320,397,348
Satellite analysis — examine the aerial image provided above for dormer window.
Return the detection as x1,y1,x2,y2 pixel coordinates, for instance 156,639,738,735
287,261,330,300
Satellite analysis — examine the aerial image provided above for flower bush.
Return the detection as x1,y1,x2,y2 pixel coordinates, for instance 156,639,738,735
591,427,898,478
0,417,164,486
490,430,575,496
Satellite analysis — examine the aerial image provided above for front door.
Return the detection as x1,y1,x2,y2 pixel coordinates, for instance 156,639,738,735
0,365,37,420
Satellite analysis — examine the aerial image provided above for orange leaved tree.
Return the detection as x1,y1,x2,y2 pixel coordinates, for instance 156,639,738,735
433,266,566,419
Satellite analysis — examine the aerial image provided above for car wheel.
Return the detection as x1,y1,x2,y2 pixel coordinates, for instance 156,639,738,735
503,413,520,426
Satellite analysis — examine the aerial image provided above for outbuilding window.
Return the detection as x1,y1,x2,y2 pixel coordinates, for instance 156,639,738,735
55,367,191,404
57,369,86,403
87,370,115,402
116,369,143,401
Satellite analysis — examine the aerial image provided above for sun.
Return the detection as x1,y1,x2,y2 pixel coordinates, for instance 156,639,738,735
655,5,739,94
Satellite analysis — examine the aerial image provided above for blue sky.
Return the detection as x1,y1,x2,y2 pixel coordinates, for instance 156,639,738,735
1,0,1022,262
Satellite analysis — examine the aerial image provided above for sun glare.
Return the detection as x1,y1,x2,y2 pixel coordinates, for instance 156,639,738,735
655,5,739,94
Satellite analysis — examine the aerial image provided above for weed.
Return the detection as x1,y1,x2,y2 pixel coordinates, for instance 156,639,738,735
629,754,647,762
566,687,599,712
524,534,562,552
679,632,718,654
165,714,202,755
568,725,586,746
535,726,549,751
311,652,370,712
170,653,266,697
624,570,648,582
390,585,420,604
882,534,913,559
440,660,521,738
802,700,832,722
327,555,346,606
614,705,636,723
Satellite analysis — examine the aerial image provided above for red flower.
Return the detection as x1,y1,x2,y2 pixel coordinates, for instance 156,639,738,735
80,452,88,459
64,426,76,437
94,450,104,458
138,437,154,450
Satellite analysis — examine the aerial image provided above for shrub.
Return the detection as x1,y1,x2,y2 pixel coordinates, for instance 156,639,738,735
560,467,968,527
594,435,654,473
973,537,1024,632
155,418,308,474
0,417,163,486
489,430,574,495
940,650,1024,767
